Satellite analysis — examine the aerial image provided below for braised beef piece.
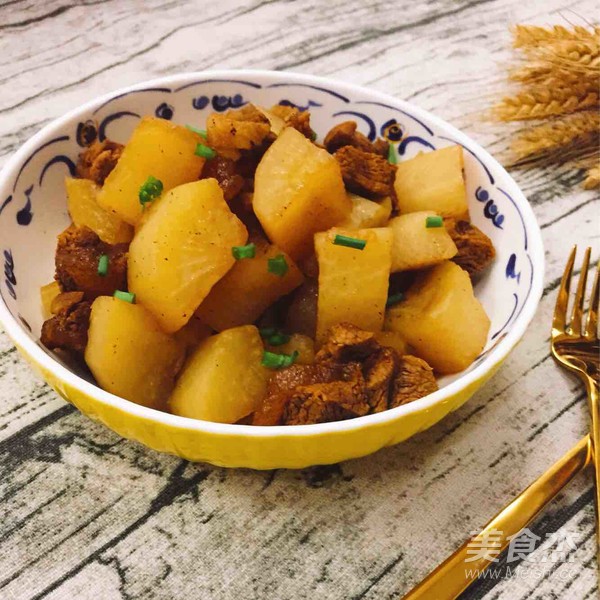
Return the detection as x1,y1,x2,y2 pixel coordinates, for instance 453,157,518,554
253,363,349,426
334,146,396,199
444,218,496,277
315,323,380,363
231,104,271,124
236,413,255,425
388,271,418,296
55,225,128,299
324,121,388,157
200,155,245,202
207,105,273,156
270,105,314,139
283,363,370,425
363,347,399,413
236,140,274,184
76,139,123,185
285,279,318,339
49,291,84,315
254,323,438,426
41,300,91,354
391,355,438,408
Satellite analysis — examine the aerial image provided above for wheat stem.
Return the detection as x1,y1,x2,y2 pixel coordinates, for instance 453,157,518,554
513,25,600,47
494,88,599,120
511,111,599,157
583,165,600,189
494,24,600,188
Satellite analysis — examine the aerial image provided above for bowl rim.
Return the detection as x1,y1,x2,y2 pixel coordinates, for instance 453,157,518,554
0,69,545,438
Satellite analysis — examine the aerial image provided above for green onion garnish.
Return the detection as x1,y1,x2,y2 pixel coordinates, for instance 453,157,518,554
387,144,397,165
333,234,367,250
261,350,299,369
195,143,216,159
113,290,135,304
259,327,277,338
139,175,163,205
260,327,291,346
186,125,207,139
97,254,109,277
267,332,291,346
232,243,256,260
310,129,317,141
425,215,444,228
267,254,288,277
386,292,405,307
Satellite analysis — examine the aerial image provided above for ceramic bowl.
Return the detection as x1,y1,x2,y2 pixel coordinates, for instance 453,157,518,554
0,70,544,469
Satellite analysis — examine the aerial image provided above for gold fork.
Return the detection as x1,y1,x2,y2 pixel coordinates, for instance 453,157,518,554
552,246,599,541
401,248,599,599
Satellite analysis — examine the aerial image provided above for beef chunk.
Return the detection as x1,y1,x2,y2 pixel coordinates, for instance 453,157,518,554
315,322,379,363
254,323,438,426
390,355,438,408
235,139,275,184
41,300,91,354
286,280,318,338
445,218,496,277
76,140,123,185
324,121,389,157
253,363,348,425
55,225,128,299
269,105,314,139
363,347,399,413
200,155,244,202
232,104,271,124
50,291,84,315
283,366,369,425
334,146,396,199
206,105,272,154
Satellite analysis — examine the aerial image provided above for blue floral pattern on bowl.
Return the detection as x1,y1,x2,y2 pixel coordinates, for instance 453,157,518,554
0,72,541,387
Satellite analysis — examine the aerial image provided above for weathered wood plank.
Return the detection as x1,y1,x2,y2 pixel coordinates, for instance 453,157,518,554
0,0,598,598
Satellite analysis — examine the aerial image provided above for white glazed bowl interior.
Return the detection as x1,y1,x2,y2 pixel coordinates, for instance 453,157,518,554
0,70,544,437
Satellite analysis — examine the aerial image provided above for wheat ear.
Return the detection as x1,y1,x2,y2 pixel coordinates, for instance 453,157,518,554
583,165,600,189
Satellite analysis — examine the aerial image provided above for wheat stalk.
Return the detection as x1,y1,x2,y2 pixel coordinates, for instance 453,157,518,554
532,39,600,73
493,23,600,188
509,66,598,90
511,111,600,159
583,164,600,189
513,25,600,47
494,86,599,120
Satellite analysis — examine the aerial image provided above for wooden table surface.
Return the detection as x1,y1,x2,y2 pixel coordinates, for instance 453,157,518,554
1,1,598,598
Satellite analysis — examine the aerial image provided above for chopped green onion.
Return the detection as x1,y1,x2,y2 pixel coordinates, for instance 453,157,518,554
186,125,207,138
267,254,288,277
139,175,163,205
386,292,405,308
261,350,299,369
195,143,216,159
259,327,277,338
113,290,135,304
333,234,367,250
425,215,444,228
267,332,291,346
260,327,291,346
232,243,256,260
387,144,397,165
310,129,318,141
97,254,109,277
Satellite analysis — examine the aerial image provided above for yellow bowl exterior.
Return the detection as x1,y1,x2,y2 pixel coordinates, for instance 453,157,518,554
0,72,543,470
14,338,501,469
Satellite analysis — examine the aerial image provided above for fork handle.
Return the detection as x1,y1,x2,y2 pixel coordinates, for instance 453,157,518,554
585,376,600,557
401,437,592,600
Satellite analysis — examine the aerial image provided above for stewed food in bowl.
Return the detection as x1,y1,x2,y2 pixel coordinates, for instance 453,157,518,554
39,103,495,426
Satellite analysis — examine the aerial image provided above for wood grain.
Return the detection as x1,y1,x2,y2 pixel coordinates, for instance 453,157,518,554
0,1,598,598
